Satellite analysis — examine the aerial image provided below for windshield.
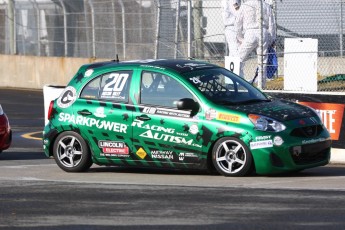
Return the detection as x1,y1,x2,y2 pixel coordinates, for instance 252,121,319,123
183,68,269,105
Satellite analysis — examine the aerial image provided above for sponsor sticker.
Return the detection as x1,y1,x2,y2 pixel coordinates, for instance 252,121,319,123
85,69,94,77
216,113,240,123
98,140,129,156
205,109,217,120
57,86,77,108
136,147,147,159
178,152,198,161
94,107,106,118
189,124,199,135
151,150,174,160
250,140,273,150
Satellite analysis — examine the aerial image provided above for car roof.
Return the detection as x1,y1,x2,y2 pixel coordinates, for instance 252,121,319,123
84,59,219,74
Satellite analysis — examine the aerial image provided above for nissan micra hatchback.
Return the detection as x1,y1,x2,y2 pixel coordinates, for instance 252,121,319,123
43,59,331,176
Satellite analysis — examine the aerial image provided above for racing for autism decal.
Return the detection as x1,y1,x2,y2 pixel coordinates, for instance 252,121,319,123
57,86,77,108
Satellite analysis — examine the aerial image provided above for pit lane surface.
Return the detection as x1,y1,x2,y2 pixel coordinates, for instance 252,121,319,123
1,88,345,229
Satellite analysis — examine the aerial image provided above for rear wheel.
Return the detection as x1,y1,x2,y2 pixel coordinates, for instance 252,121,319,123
212,137,253,177
53,131,92,172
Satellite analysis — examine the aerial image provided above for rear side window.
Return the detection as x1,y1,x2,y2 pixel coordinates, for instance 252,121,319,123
80,71,132,103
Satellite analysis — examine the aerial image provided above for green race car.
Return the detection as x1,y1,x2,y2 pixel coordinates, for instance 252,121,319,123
43,59,331,176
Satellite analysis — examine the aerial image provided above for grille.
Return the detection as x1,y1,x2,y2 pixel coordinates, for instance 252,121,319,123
289,140,331,165
290,125,323,138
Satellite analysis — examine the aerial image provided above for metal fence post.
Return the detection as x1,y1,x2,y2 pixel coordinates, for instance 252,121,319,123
258,0,263,89
174,0,180,59
87,0,95,58
154,0,160,59
59,0,67,56
119,0,126,60
8,0,16,54
340,0,343,58
32,0,40,56
111,0,117,56
187,0,192,58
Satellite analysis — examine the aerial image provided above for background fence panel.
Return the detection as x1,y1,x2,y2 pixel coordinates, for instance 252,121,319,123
0,0,345,91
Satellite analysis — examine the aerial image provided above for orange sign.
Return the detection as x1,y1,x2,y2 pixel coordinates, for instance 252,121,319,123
298,102,345,140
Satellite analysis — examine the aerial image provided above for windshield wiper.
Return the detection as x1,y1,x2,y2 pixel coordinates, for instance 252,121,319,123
239,99,271,104
214,100,238,105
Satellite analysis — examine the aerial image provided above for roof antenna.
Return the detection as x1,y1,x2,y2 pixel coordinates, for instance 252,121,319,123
112,54,120,63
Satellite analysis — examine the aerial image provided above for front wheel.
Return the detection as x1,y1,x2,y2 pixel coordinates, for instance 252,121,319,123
53,131,92,172
212,137,253,177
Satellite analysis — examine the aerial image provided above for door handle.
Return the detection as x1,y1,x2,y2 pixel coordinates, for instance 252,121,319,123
78,110,92,116
136,115,151,121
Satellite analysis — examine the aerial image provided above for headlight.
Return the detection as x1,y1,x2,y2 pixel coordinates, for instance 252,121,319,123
248,114,286,132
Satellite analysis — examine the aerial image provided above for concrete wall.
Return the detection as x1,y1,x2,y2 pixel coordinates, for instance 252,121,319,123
0,55,105,89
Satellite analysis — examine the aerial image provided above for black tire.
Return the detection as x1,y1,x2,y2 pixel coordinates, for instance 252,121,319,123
212,137,253,177
53,131,92,172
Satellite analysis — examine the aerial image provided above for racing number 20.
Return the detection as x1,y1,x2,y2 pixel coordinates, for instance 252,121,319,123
103,73,129,93
101,73,129,99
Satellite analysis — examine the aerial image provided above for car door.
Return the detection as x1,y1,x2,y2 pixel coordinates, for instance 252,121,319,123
131,70,203,168
74,70,133,163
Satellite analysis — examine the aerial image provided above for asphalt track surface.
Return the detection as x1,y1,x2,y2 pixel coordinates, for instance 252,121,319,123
0,88,345,229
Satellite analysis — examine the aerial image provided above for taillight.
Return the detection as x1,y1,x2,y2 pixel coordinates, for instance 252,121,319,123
47,100,54,120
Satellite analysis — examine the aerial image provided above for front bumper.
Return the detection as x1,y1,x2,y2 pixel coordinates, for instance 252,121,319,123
252,139,331,175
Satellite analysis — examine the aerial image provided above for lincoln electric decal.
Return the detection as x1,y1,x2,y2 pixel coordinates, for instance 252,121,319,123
298,101,345,140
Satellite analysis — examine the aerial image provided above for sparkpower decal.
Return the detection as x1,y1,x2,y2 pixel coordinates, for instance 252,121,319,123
58,112,127,133
57,86,77,108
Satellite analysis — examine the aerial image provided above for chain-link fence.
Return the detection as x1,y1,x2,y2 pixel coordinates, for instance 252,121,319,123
1,0,345,91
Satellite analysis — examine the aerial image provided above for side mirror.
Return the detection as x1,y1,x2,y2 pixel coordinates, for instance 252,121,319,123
176,98,200,116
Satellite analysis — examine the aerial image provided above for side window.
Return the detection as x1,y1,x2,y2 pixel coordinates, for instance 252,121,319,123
140,71,193,108
80,77,101,99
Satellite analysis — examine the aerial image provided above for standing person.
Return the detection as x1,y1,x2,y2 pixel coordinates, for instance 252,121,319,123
235,0,269,88
264,0,278,79
222,0,241,57
264,0,276,48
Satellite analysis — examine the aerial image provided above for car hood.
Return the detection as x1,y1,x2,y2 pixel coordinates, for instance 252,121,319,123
227,99,316,122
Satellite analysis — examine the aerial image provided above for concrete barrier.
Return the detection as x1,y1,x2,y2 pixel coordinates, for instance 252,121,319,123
0,54,105,89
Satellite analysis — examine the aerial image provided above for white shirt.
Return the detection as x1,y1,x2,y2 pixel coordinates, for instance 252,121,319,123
222,0,240,27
